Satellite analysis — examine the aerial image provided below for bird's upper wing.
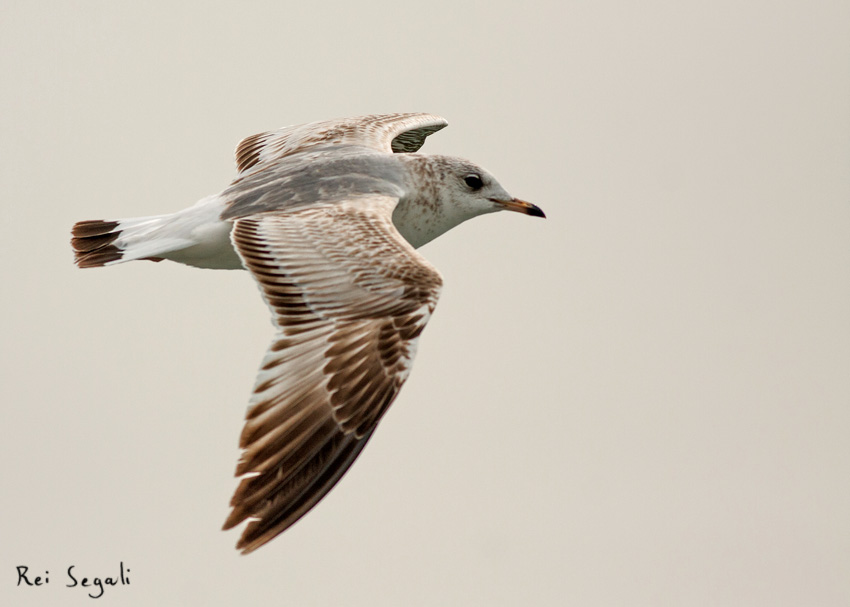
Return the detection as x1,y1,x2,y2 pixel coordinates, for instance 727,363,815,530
234,113,448,174
223,195,443,553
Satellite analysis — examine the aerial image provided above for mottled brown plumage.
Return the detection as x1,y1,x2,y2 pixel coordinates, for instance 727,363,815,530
224,198,441,552
69,113,543,554
234,113,447,174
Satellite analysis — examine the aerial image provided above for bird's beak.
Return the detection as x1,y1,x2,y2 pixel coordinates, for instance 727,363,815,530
491,197,546,218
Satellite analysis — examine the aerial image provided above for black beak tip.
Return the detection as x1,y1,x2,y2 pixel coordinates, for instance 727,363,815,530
529,205,546,219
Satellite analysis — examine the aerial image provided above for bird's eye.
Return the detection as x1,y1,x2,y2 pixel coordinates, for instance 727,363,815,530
464,174,484,190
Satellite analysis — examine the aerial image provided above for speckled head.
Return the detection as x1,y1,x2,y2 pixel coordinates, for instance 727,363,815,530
392,154,545,248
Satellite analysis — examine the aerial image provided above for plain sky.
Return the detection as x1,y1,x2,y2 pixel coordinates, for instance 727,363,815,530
2,1,849,605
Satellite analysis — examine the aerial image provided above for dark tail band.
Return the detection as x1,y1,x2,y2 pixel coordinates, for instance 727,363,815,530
71,220,123,268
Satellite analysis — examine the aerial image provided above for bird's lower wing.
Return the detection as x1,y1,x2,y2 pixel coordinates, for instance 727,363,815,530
224,196,442,553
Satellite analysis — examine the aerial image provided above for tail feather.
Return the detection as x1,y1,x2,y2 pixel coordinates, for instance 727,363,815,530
70,214,192,268
70,196,241,270
71,220,124,268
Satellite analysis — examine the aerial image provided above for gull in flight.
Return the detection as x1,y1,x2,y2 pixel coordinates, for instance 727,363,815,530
71,113,545,553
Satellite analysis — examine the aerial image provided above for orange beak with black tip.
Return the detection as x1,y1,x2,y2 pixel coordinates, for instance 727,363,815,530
490,197,546,218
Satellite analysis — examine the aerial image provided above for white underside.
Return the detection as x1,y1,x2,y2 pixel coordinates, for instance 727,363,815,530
112,191,478,270
112,195,244,269
160,216,243,269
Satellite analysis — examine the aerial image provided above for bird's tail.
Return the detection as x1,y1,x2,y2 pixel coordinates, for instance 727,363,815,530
71,213,192,268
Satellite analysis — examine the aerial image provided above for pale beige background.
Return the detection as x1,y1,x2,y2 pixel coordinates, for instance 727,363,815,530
2,1,849,605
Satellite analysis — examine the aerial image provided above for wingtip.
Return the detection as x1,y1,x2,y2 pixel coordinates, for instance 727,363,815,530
222,510,243,531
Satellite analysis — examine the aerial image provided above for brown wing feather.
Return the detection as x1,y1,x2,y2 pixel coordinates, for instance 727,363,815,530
225,196,442,553
234,113,447,174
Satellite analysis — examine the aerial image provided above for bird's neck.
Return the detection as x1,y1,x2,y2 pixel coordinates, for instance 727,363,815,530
391,156,480,249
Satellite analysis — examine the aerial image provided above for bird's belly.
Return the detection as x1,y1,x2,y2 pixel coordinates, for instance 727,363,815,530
162,218,245,270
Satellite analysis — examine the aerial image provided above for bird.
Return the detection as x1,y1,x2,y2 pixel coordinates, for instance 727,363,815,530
71,113,545,553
